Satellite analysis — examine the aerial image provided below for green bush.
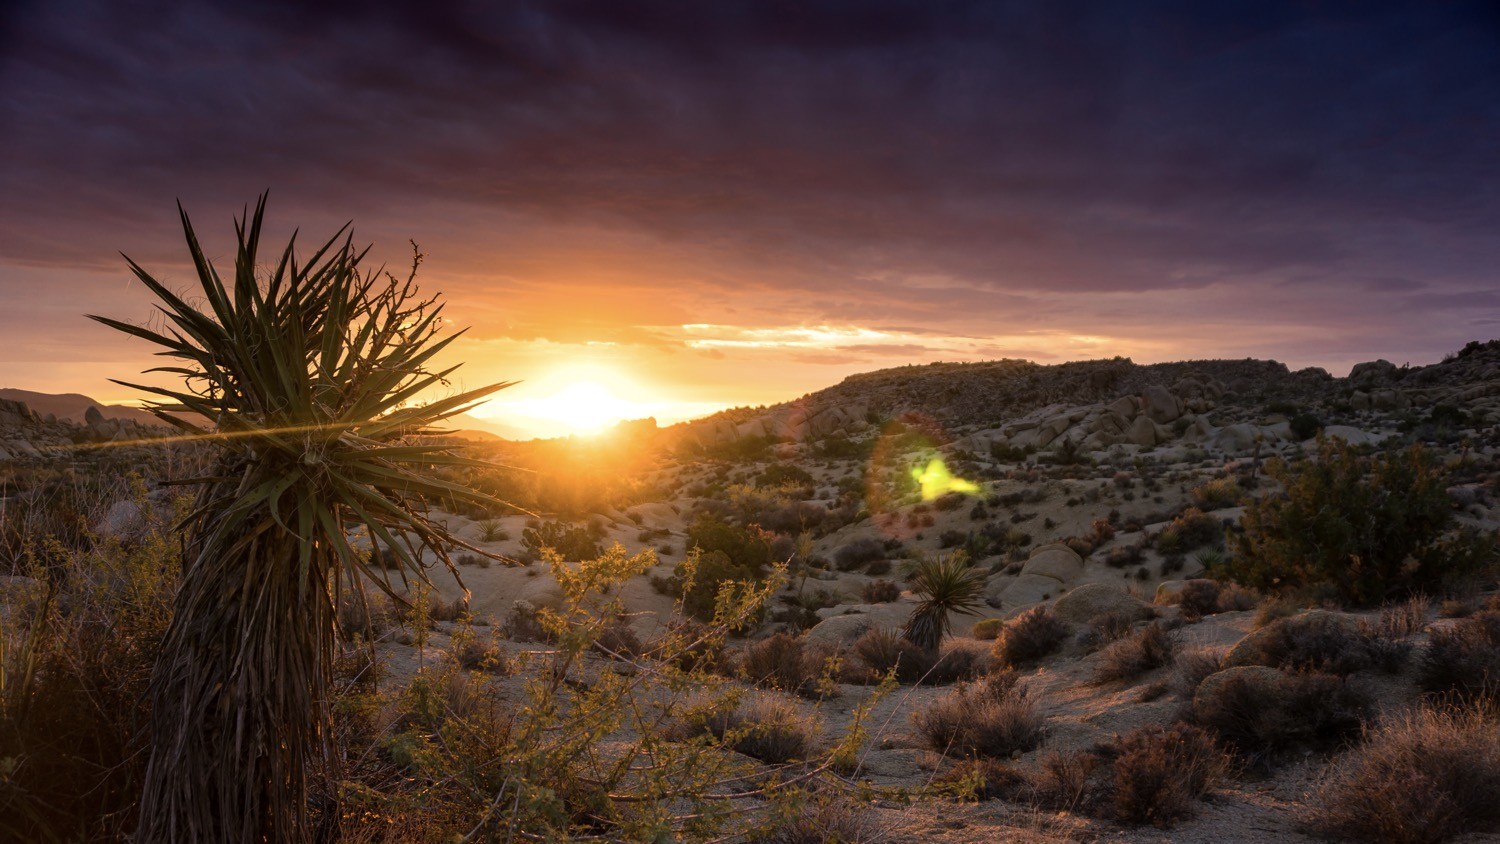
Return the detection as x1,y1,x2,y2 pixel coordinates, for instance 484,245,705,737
687,513,773,576
668,549,761,622
1226,437,1496,605
521,520,601,561
1289,413,1322,441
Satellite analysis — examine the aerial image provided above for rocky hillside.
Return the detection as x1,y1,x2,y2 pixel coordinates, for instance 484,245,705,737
0,395,167,461
677,341,1500,456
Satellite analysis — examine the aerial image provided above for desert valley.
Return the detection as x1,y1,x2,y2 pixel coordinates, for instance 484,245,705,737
4,339,1499,842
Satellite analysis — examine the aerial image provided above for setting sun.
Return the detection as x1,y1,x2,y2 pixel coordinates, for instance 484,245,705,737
509,381,638,435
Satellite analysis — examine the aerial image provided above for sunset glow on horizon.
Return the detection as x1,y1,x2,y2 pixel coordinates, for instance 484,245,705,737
1,3,1497,434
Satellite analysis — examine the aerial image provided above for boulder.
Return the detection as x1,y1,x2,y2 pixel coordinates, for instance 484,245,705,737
1179,416,1216,444
1127,415,1158,447
1094,410,1130,437
1108,396,1140,419
1141,385,1182,424
1209,423,1258,453
1321,425,1382,447
1021,544,1085,582
1349,359,1397,386
805,613,875,646
997,573,1066,611
1349,391,1372,412
1052,582,1153,624
84,405,105,427
985,573,1017,607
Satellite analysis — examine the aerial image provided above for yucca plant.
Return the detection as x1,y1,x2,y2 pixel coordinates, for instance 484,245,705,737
92,196,513,842
901,553,987,653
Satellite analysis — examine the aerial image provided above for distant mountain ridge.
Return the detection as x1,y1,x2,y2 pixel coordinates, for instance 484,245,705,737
0,388,163,427
0,389,528,441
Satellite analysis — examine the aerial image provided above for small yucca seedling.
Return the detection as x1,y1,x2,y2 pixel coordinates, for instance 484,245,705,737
902,553,987,652
94,196,514,843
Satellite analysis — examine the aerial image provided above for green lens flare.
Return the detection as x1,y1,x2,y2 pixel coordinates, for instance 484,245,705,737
911,458,978,500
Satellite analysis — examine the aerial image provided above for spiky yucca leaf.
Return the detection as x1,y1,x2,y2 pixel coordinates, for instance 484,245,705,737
902,554,987,653
93,195,514,843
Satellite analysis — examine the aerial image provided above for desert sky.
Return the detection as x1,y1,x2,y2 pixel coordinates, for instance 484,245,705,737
2,1,1498,438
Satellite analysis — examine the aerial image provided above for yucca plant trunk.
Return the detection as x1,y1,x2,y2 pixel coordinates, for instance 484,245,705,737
98,197,511,842
136,478,336,843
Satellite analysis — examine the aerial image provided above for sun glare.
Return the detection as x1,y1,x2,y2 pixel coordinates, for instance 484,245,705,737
525,381,633,434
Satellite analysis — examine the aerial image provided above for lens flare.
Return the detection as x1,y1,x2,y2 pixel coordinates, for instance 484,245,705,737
911,458,979,501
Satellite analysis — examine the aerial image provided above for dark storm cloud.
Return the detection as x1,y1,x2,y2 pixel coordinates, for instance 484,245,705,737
1,0,1499,362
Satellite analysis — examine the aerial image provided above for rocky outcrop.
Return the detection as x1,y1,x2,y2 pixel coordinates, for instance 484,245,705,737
1052,583,1152,624
1348,359,1398,387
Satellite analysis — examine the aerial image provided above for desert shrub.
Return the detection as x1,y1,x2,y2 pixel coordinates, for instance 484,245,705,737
687,514,774,575
1110,723,1229,827
1193,670,1369,766
756,463,814,489
1104,542,1145,569
1175,579,1222,620
1062,536,1095,558
686,697,820,765
861,579,901,603
1229,438,1497,605
1235,613,1407,675
1289,412,1323,441
1030,749,1104,812
833,538,885,572
522,519,601,561
669,549,763,623
926,646,989,685
0,492,180,841
1311,704,1500,844
1420,610,1500,702
739,633,837,698
992,607,1069,667
655,618,730,674
931,757,1031,801
1165,507,1222,551
503,599,550,642
1089,518,1116,546
1252,597,1301,629
338,591,396,642
1095,622,1175,683
1172,648,1226,699
449,626,511,673
592,621,645,660
1079,611,1136,652
1377,594,1431,638
912,675,1045,758
851,628,932,684
751,791,888,843
429,592,469,623
1215,582,1258,612
1191,477,1241,510
938,529,967,549
970,617,1004,640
